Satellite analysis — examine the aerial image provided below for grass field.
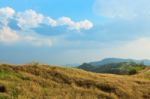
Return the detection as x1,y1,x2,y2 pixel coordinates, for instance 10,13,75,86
0,64,149,99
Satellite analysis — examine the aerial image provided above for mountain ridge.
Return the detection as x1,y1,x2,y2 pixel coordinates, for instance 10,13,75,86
88,58,150,66
78,58,149,75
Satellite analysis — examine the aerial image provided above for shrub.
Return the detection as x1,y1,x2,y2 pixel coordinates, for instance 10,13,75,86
129,69,137,75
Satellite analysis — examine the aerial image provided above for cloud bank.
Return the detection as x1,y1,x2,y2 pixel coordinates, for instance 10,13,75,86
0,7,93,46
16,9,93,31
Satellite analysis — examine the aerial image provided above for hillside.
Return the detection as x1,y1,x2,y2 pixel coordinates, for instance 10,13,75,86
79,62,146,75
0,64,150,99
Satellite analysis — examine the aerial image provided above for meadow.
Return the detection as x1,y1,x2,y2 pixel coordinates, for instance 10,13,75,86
0,64,149,99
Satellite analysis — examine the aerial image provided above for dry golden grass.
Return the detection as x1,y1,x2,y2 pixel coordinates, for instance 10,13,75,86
0,64,149,99
133,67,150,80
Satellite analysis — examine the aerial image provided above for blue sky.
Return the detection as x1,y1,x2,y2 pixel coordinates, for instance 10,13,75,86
1,0,150,65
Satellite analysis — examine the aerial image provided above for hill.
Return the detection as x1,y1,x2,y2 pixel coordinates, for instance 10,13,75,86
0,64,150,99
89,58,150,66
79,62,146,75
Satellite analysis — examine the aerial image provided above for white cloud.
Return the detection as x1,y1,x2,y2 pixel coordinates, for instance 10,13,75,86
16,9,44,30
0,7,15,25
58,17,74,26
0,26,19,43
0,7,93,46
16,9,93,31
94,0,150,19
58,17,93,30
45,17,57,27
72,19,93,30
0,26,52,47
0,7,53,47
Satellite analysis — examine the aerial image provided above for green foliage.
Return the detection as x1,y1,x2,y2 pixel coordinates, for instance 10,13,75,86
0,95,9,99
78,63,95,71
129,69,137,75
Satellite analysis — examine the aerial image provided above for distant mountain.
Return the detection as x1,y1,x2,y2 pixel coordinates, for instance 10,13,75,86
78,58,149,75
79,62,146,75
63,63,80,67
89,58,150,66
142,59,150,66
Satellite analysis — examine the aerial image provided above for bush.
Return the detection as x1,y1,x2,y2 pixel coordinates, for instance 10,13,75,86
129,69,137,75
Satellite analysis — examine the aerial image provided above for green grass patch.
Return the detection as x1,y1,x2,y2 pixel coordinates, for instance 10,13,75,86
0,70,22,80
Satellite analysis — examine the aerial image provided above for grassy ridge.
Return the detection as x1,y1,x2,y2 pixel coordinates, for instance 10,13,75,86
0,64,149,99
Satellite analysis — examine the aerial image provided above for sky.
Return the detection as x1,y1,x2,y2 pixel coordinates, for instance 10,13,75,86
1,0,150,65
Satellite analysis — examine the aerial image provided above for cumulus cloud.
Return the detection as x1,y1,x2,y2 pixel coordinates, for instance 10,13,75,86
94,0,150,19
45,17,57,27
16,9,44,30
16,9,93,31
0,7,15,25
58,17,93,30
0,7,93,46
0,7,52,47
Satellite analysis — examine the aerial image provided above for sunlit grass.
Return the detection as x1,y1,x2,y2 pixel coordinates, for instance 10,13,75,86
0,64,149,99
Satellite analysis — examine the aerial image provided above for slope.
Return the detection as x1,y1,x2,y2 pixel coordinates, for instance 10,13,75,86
0,64,149,99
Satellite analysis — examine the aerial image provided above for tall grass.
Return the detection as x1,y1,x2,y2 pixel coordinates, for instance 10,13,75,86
0,64,149,99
